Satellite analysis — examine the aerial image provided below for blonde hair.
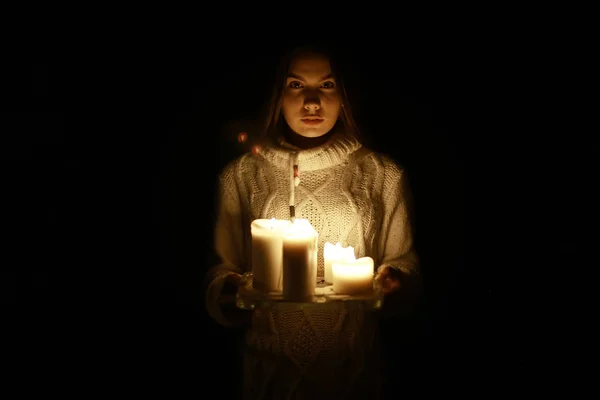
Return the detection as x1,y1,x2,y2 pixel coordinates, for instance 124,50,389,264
260,45,361,142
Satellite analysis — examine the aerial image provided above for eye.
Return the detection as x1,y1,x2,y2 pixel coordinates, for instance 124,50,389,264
321,81,335,89
289,81,303,89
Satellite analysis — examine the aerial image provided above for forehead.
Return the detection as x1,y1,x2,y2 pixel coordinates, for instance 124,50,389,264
288,54,332,78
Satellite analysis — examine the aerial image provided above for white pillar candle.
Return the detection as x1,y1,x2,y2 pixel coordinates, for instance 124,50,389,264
332,256,375,295
323,242,356,284
251,218,291,293
282,218,318,302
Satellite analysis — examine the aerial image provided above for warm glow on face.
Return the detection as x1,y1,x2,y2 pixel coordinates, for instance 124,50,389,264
282,53,341,138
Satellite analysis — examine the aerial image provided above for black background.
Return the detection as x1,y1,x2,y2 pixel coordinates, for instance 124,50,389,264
4,24,564,395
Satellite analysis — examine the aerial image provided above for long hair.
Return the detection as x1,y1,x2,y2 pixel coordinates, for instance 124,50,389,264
260,43,362,142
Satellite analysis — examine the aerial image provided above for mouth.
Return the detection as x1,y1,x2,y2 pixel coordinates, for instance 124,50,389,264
301,117,324,126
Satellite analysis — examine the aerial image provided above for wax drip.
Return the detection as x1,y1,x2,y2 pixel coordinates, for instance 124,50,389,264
289,152,299,221
293,164,300,186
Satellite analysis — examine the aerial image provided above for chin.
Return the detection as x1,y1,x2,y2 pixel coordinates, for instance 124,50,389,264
293,126,330,138
299,131,327,138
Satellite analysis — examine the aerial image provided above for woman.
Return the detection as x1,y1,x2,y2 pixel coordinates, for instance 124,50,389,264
205,43,422,399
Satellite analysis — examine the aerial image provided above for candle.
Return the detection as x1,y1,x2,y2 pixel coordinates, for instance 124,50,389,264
250,218,291,292
323,242,356,284
282,218,319,301
332,256,375,295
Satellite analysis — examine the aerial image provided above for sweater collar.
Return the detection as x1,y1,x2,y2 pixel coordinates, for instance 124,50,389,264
258,132,362,172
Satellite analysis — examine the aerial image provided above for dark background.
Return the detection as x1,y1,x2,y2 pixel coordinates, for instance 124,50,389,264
4,33,543,396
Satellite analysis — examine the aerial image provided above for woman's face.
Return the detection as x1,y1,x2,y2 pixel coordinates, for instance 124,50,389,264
281,53,342,138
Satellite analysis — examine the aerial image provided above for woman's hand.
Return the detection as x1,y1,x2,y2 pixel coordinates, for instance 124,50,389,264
220,272,252,325
375,265,422,318
219,272,244,301
226,272,244,288
375,265,402,294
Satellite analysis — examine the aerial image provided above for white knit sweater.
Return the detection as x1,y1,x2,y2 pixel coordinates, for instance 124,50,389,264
206,132,420,399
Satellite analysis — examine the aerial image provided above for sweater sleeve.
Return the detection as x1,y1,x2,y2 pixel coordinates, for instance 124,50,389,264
204,163,247,327
378,158,423,308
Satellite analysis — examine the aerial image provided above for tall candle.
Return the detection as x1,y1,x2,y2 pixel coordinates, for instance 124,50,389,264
332,256,375,295
323,242,356,284
251,218,291,292
282,218,318,301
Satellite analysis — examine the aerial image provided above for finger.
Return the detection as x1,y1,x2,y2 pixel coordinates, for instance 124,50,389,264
375,267,390,281
381,277,401,294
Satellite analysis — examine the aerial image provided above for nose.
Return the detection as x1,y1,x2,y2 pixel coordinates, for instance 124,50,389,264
303,95,321,111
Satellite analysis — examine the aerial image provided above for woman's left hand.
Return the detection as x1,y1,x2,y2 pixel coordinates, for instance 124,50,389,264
374,265,402,294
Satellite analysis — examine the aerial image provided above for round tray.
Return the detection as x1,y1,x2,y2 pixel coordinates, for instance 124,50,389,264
236,272,384,311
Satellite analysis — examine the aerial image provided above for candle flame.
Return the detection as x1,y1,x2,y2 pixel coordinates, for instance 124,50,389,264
324,241,356,261
291,218,315,230
251,218,291,233
283,218,317,236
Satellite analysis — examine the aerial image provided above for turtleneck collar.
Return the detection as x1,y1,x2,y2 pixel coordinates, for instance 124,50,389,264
282,125,335,150
258,131,362,172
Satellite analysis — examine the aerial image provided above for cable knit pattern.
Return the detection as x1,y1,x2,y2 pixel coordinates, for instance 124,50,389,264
205,133,419,399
